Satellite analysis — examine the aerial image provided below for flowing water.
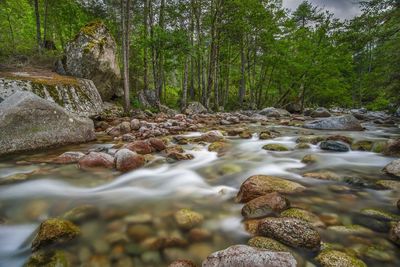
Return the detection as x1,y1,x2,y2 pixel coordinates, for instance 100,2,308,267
0,123,399,266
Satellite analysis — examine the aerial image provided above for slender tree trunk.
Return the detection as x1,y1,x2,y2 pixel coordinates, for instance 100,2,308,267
33,0,42,53
143,0,149,93
43,0,49,47
6,13,15,53
239,36,246,107
157,0,165,103
182,57,189,110
189,0,195,100
121,0,131,113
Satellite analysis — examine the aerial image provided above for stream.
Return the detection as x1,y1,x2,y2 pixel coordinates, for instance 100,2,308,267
0,122,399,267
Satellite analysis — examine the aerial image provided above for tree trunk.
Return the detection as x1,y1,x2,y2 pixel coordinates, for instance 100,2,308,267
121,0,131,113
143,0,149,94
239,37,246,107
157,0,165,103
43,0,49,47
182,57,189,110
33,0,42,53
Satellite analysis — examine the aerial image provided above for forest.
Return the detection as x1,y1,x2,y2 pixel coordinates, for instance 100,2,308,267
0,1,400,267
0,0,399,112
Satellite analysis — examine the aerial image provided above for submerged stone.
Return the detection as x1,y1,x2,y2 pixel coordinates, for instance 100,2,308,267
174,209,204,230
262,144,289,151
383,159,400,178
236,175,305,203
389,221,400,245
320,141,349,152
241,192,290,219
202,245,297,267
248,236,290,252
62,205,99,223
26,250,69,267
31,218,80,252
281,208,324,227
315,249,367,267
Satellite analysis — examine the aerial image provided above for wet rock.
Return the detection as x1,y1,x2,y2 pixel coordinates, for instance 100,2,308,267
208,141,231,156
259,131,273,140
200,130,224,143
258,218,321,250
248,236,290,252
285,103,301,114
119,121,131,134
114,149,145,172
296,135,325,144
202,245,297,267
311,107,331,118
280,208,324,227
389,221,400,245
78,152,114,169
326,135,353,144
320,141,349,152
130,119,140,130
148,138,166,151
174,209,204,230
188,228,211,242
167,152,194,161
296,143,310,149
121,133,135,142
236,175,305,203
53,152,85,164
259,107,291,118
376,180,400,191
383,139,400,157
26,250,69,267
239,131,253,139
359,208,400,221
62,205,99,223
301,154,318,164
0,91,96,156
168,259,197,267
124,140,154,154
327,225,372,235
262,144,289,152
244,219,263,235
126,224,153,242
241,192,290,219
62,20,121,100
184,102,207,115
362,244,396,263
304,115,363,131
383,159,400,177
315,249,367,267
32,218,80,252
351,140,373,151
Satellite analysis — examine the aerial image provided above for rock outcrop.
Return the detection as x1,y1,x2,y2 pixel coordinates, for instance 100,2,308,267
0,73,103,117
62,20,121,100
304,115,363,131
0,91,96,156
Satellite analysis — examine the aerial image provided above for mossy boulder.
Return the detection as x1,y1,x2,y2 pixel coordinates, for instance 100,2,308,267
0,91,96,156
174,209,204,230
315,249,367,267
296,143,310,149
258,217,321,250
281,208,324,227
259,131,273,140
327,225,372,235
383,159,400,178
359,208,400,221
296,135,326,144
241,192,290,219
0,74,102,117
236,175,305,203
301,154,318,164
31,218,81,252
304,115,363,131
26,250,69,267
62,20,122,100
262,144,289,152
376,180,400,191
208,141,231,156
351,140,373,151
248,236,290,252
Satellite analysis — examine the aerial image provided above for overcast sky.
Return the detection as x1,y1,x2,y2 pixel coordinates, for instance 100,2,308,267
282,0,362,20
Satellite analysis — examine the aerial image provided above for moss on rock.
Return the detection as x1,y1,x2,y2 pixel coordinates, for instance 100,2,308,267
315,249,367,267
262,144,289,151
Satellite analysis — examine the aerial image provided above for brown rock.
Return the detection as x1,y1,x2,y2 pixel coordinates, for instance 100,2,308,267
383,139,400,157
115,149,145,172
168,259,197,267
241,192,290,219
236,175,305,203
53,152,85,164
78,152,114,169
389,221,400,245
124,140,154,154
149,138,166,151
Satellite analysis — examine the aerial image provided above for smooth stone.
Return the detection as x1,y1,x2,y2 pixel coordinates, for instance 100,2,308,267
320,141,349,152
296,143,310,149
62,205,99,223
280,208,325,227
78,152,114,169
208,141,231,156
53,152,85,164
359,208,400,221
236,175,305,203
148,138,166,151
248,236,290,252
327,225,372,235
124,140,154,155
303,171,341,181
174,209,204,230
26,250,69,267
376,180,400,191
383,159,400,178
315,250,367,267
296,135,325,144
202,245,297,267
114,149,145,172
262,144,289,152
383,139,400,157
241,192,290,219
199,130,224,142
304,115,363,131
351,140,373,151
301,154,318,163
311,107,331,118
258,218,321,250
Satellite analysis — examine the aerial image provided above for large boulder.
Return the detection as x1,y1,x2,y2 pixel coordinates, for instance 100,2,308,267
259,107,290,118
62,20,121,100
395,107,400,117
184,101,207,115
0,91,96,156
0,73,102,117
304,115,363,131
383,159,400,178
311,107,331,118
202,245,297,267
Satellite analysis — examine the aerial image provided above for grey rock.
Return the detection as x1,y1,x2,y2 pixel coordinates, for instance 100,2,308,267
0,91,95,156
304,115,363,131
395,107,400,117
62,21,122,100
202,245,297,267
320,141,349,152
311,107,331,118
0,76,103,117
184,102,207,115
259,107,290,118
383,159,400,178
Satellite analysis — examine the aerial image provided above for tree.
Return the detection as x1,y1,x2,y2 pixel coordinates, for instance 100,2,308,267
121,0,131,113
